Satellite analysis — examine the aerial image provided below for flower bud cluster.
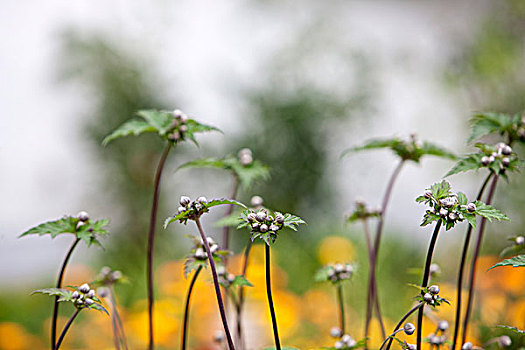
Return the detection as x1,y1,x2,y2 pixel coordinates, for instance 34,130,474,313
333,333,357,349
72,283,98,309
421,284,445,307
480,142,515,169
326,263,354,283
216,265,235,287
421,188,476,229
238,148,253,166
177,196,209,221
193,236,219,260
246,209,285,242
168,109,190,142
97,266,123,285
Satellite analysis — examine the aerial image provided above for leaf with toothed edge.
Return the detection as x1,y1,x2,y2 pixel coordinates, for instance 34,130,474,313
489,255,525,270
164,198,247,228
495,325,525,335
472,201,509,222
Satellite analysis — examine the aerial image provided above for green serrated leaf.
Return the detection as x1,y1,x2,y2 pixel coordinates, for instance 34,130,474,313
206,198,247,210
472,201,509,222
495,325,525,335
445,154,484,177
231,276,253,288
137,110,173,135
489,255,525,270
431,180,452,199
31,288,69,297
282,213,306,231
467,112,518,143
102,119,156,146
456,192,468,205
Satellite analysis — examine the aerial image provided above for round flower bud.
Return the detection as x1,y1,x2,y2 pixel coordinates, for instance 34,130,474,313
169,131,181,141
462,342,473,350
197,196,207,204
347,338,357,347
467,203,476,213
216,265,226,276
173,109,184,119
259,224,268,233
498,335,512,347
180,196,191,206
439,208,448,217
86,290,95,299
77,211,89,222
256,211,267,222
438,320,449,331
275,214,285,224
334,263,344,273
194,203,203,211
341,334,352,343
448,212,457,221
488,155,495,163
334,341,344,349
429,285,440,295
403,322,415,335
76,221,86,229
179,125,188,133
481,156,491,166
84,298,94,306
195,248,206,259
424,293,433,303
210,244,218,254
75,299,84,306
250,195,264,207
177,206,187,214
516,236,524,245
330,327,342,338
407,344,417,350
100,266,111,276
180,114,188,123
97,287,109,298
502,157,510,167
430,263,441,275
345,264,354,274
251,222,260,230
269,224,279,232
247,212,257,222
424,190,433,198
496,142,506,151
240,154,253,166
111,271,122,281
502,145,512,156
72,291,80,299
491,151,499,158
213,330,224,343
227,273,235,283
79,284,90,294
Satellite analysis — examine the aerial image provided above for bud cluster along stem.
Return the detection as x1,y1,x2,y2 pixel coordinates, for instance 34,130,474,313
177,196,210,221
168,109,190,142
480,143,514,168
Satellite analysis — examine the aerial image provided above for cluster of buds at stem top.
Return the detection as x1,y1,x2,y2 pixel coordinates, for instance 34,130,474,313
246,209,285,241
333,333,357,349
168,109,190,142
76,210,90,230
423,320,449,348
72,283,98,309
238,148,253,166
177,196,209,221
326,263,354,283
216,265,235,287
97,266,123,286
480,142,514,168
426,192,468,224
419,284,448,307
193,236,220,260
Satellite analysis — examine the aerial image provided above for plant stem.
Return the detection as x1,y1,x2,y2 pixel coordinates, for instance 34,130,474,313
195,218,236,350
146,143,172,350
365,160,404,346
461,175,499,345
54,309,80,350
51,238,80,350
181,265,203,350
451,172,493,350
416,219,442,350
110,287,128,350
265,243,281,350
236,239,253,349
222,175,239,251
337,284,346,334
383,302,424,350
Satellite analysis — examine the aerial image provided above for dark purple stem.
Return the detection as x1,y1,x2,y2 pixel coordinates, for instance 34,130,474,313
147,143,172,350
181,265,203,350
236,239,253,348
383,302,424,350
337,284,346,334
195,218,236,350
51,238,80,350
461,175,499,345
54,309,80,350
110,287,128,350
265,243,281,350
451,172,493,350
416,219,442,350
222,175,239,251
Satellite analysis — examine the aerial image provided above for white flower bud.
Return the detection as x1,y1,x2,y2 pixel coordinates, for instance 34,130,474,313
498,335,512,347
467,203,476,213
180,114,188,123
345,264,354,274
76,221,86,229
180,196,191,206
335,264,344,273
169,131,181,141
516,236,524,245
481,156,491,166
256,211,267,222
330,327,342,338
216,265,226,276
251,222,260,230
97,287,109,298
247,212,257,222
173,109,184,119
84,298,94,306
100,266,111,276
407,344,417,350
502,157,510,167
195,247,206,259
197,196,207,204
429,285,440,295
448,212,457,221
86,290,95,298
439,208,448,217
502,145,512,156
259,224,268,233
347,339,357,347
462,342,473,350
403,323,415,335
250,195,263,207
275,214,285,224
77,211,89,222
238,148,252,158
424,293,433,302
72,291,80,299
210,244,218,254
438,320,449,331
227,273,235,283
177,206,187,214
269,224,279,232
111,271,122,281
334,341,344,349
213,330,224,343
179,125,187,133
430,264,441,275
240,154,253,166
496,142,506,151
79,284,90,294
341,334,352,343
488,155,495,163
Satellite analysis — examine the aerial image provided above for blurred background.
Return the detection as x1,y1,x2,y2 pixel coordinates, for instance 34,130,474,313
1,0,524,349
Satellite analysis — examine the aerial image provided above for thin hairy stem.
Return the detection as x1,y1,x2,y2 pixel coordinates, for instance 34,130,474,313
383,302,424,350
195,218,235,350
222,175,239,250
146,143,172,350
416,219,442,349
337,284,346,334
265,244,281,350
236,239,253,349
110,301,121,350
461,175,499,345
365,160,404,345
51,238,80,350
181,265,203,350
451,172,493,350
54,309,80,350
109,287,128,350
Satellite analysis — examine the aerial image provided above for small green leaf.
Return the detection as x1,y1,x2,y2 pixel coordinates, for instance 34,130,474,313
445,154,484,177
495,325,525,335
456,192,468,205
136,110,173,135
32,288,70,297
102,119,156,146
472,201,509,222
206,198,247,210
282,213,306,231
231,276,253,288
430,180,452,199
489,255,525,270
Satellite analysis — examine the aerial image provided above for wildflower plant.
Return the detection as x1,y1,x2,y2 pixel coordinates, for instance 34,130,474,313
103,108,220,350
